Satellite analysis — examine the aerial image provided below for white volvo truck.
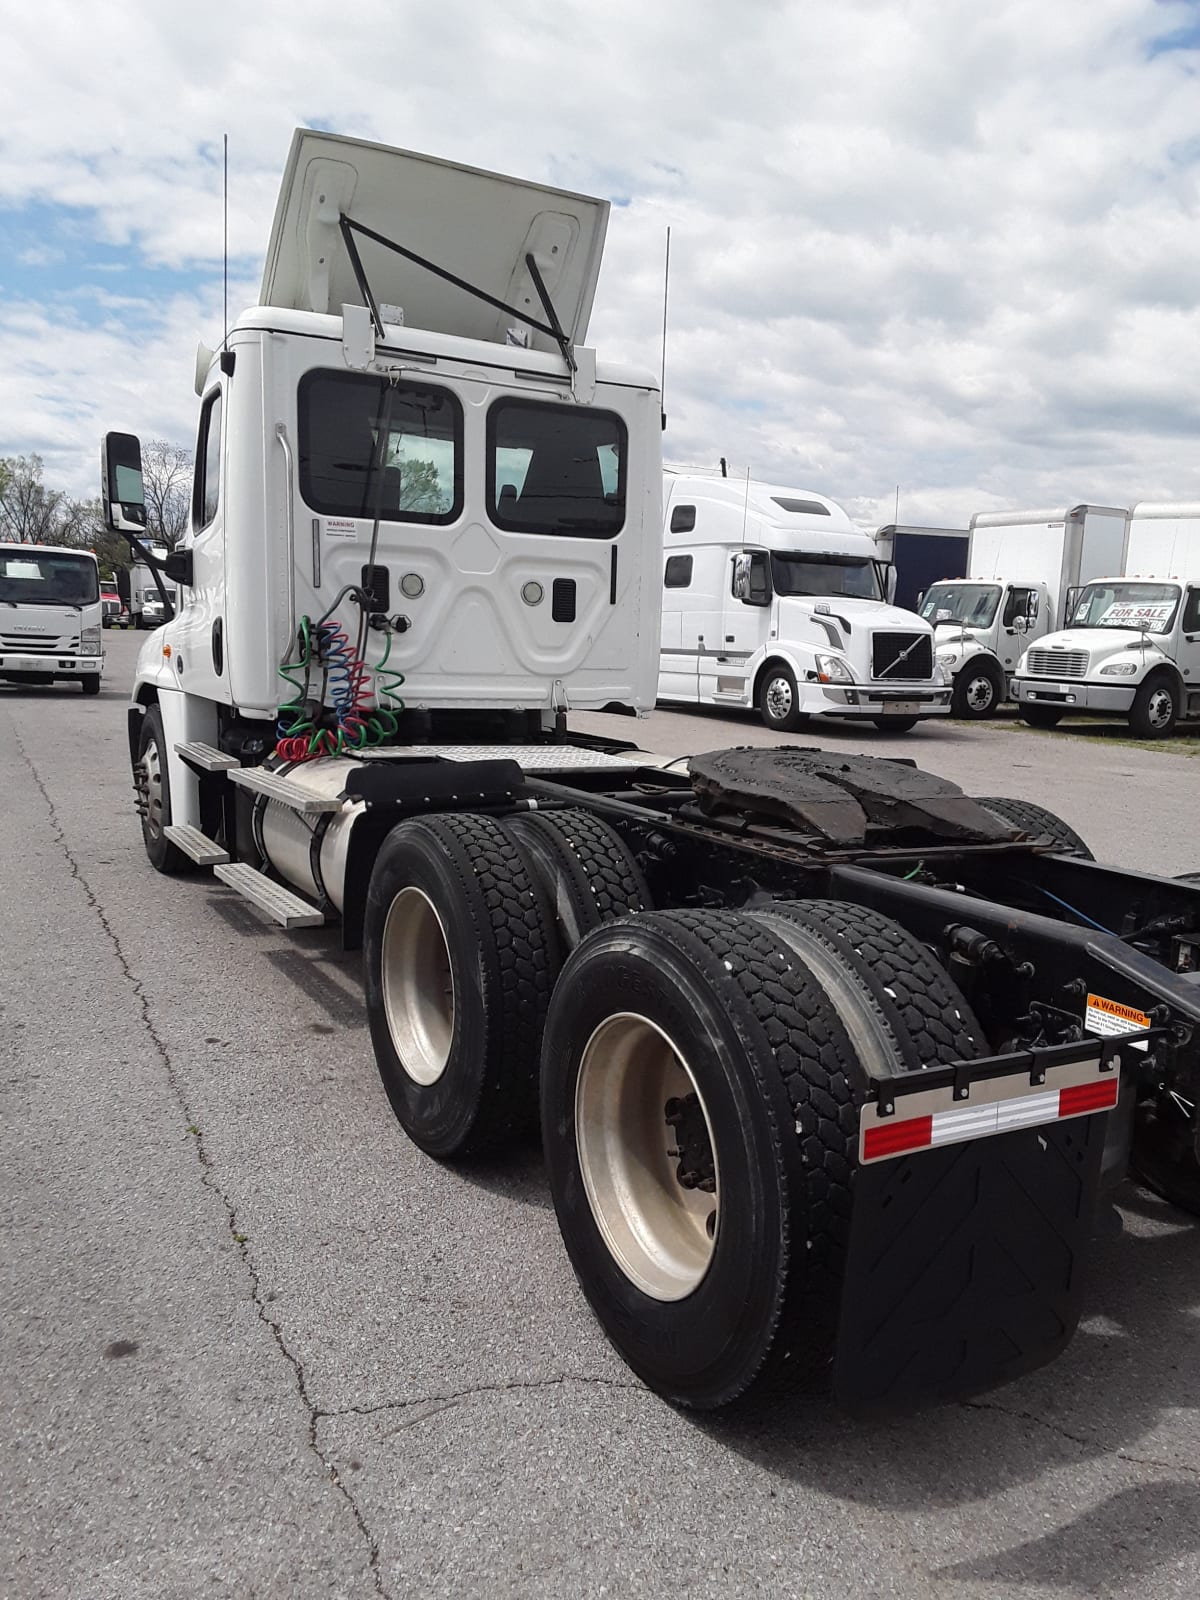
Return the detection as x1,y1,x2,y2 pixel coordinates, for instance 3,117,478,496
1012,502,1200,738
658,476,951,732
0,542,104,694
919,504,1129,719
101,128,1200,1415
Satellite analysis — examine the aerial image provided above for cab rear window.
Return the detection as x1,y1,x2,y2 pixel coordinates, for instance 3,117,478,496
487,399,626,538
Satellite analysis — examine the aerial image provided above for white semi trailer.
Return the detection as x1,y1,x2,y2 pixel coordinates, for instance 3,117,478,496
101,128,1200,1414
919,504,1129,719
658,476,951,732
1013,501,1200,738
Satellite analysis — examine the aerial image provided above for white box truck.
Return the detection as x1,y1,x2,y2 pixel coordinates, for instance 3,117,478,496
116,544,177,628
97,128,1200,1416
1012,501,1200,738
919,504,1129,719
0,542,104,694
659,477,951,732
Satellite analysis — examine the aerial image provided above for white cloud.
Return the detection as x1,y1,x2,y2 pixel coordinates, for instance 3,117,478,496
0,0,1198,527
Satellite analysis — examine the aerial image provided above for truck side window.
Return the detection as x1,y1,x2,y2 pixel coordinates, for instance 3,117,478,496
669,505,696,533
298,371,463,525
664,555,693,589
1184,588,1200,633
193,390,223,530
1003,587,1036,626
487,398,626,538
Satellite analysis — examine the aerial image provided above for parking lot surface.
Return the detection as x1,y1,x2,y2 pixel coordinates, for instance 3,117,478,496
3,629,1198,1599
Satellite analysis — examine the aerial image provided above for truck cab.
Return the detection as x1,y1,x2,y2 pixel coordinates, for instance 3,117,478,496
1013,502,1200,738
658,475,950,732
108,130,662,835
0,543,104,695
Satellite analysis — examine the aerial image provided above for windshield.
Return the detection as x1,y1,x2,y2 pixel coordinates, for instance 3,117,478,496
919,582,1001,628
0,551,99,607
1069,581,1181,633
770,552,882,600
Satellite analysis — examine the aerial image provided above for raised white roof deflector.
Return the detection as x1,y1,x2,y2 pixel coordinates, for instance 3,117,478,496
259,129,609,354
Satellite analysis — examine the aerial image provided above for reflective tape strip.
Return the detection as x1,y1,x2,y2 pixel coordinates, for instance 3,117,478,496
860,1065,1120,1165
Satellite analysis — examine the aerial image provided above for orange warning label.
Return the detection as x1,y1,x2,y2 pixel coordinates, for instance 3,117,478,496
1086,993,1150,1038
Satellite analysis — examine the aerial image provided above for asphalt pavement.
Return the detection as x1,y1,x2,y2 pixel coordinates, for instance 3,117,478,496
3,628,1199,1599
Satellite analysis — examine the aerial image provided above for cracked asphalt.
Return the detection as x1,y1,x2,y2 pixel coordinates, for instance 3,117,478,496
3,629,1199,1599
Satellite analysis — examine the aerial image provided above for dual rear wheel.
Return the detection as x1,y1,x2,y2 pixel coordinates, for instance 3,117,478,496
362,815,985,1407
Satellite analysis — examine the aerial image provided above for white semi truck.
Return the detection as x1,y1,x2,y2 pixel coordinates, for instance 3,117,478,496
658,476,951,732
1012,501,1200,738
0,542,104,694
919,504,1130,719
101,128,1200,1415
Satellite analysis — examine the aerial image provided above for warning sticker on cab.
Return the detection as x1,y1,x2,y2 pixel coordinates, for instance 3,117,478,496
1085,993,1150,1042
323,517,357,541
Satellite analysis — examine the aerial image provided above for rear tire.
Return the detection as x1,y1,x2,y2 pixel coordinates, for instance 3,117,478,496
873,716,918,732
951,660,1004,719
81,675,101,697
975,795,1093,859
1128,675,1178,740
1019,706,1063,729
504,809,650,952
364,812,558,1157
759,663,805,733
135,706,190,875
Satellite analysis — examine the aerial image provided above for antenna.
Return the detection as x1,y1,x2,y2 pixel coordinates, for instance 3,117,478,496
219,134,235,377
660,225,671,432
894,484,900,524
741,465,752,543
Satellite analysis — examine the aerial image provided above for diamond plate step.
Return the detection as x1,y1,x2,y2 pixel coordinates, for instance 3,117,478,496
227,767,343,813
175,741,240,772
212,864,324,928
163,824,229,865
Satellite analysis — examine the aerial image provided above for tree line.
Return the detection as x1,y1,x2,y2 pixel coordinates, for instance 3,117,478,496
0,443,192,578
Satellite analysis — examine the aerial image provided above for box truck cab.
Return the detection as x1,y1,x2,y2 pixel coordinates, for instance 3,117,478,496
921,504,1129,720
658,476,950,733
1013,502,1200,738
0,543,104,695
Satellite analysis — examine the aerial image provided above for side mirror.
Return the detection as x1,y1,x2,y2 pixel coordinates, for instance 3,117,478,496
732,554,752,601
916,589,926,609
1013,614,1029,635
102,432,147,534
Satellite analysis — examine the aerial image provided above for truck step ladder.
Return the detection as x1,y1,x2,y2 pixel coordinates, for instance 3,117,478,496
213,863,325,928
174,741,241,772
164,824,230,866
227,767,343,813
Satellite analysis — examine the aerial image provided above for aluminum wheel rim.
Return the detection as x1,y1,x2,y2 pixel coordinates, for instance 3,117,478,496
575,1012,719,1302
1147,688,1174,730
765,675,793,721
381,888,455,1085
964,673,995,711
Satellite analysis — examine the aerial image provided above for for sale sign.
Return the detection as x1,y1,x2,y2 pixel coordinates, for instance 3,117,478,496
1098,601,1174,629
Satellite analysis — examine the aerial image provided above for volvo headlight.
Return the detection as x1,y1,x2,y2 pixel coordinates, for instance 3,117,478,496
815,653,853,684
80,626,101,653
939,650,959,668
1099,661,1138,676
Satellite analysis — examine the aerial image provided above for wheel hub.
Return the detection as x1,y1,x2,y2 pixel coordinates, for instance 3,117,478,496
380,887,455,1085
575,1013,719,1301
1148,688,1173,729
965,674,994,711
765,676,793,720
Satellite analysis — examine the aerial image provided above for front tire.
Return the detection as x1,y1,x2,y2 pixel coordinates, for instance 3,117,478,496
758,663,805,733
364,813,558,1157
135,705,189,875
81,675,101,696
1128,675,1178,740
952,660,1004,719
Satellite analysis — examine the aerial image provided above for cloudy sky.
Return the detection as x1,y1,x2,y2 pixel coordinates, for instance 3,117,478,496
2,0,1199,530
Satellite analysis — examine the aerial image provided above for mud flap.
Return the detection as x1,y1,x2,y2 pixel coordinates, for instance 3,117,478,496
834,1069,1111,1415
